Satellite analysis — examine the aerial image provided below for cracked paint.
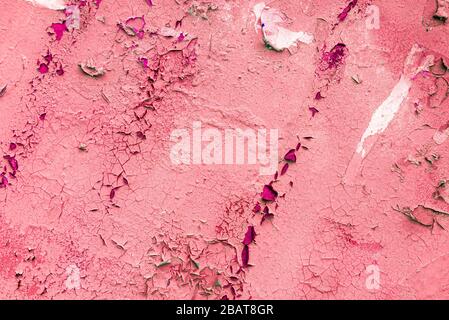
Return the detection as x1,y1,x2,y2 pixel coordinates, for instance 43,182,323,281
1,0,449,300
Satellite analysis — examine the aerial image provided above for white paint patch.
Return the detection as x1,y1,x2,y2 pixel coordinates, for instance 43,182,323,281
356,75,411,157
356,44,434,157
252,2,266,31
253,3,314,51
270,27,314,47
344,45,434,184
159,27,180,38
65,264,81,290
24,0,66,10
434,127,449,145
65,5,80,30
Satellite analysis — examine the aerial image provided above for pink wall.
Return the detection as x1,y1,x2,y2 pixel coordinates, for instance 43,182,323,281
1,0,449,299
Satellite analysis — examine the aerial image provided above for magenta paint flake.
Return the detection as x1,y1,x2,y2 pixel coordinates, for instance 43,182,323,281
309,106,319,117
177,32,186,42
38,63,49,74
280,162,289,176
315,91,324,100
321,43,348,70
44,51,53,63
242,226,256,245
56,64,64,76
284,149,297,163
138,57,149,69
261,212,274,225
51,23,67,41
338,0,358,22
241,245,249,267
4,155,18,172
0,84,6,97
0,174,8,188
261,184,278,202
136,131,146,140
253,203,261,213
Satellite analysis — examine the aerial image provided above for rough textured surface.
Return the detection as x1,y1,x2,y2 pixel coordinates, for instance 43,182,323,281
0,0,449,299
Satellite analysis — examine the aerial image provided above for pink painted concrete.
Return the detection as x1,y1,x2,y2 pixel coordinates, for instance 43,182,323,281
0,0,449,299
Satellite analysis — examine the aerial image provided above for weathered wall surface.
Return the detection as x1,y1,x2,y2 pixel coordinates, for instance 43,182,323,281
1,0,449,299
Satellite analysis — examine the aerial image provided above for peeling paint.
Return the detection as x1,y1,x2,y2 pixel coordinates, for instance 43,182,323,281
24,0,66,10
1,0,449,300
356,74,412,158
255,3,314,51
